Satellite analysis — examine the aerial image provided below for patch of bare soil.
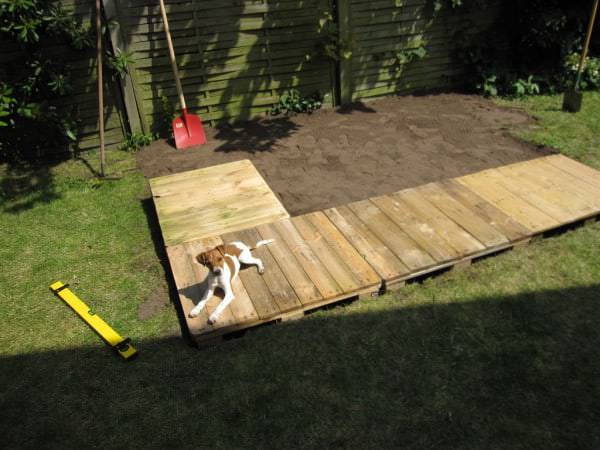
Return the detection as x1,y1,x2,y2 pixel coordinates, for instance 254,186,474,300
137,93,552,216
137,280,171,320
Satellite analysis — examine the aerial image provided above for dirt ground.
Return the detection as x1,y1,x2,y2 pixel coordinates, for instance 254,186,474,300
137,93,552,216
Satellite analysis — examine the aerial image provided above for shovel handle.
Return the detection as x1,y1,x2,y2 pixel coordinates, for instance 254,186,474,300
576,0,600,88
158,0,186,110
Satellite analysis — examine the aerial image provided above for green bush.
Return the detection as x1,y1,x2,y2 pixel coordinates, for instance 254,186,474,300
455,0,600,96
270,89,323,116
120,132,155,152
0,0,94,160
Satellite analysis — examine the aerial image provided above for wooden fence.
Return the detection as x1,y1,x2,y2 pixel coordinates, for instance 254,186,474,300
112,0,499,133
2,0,499,153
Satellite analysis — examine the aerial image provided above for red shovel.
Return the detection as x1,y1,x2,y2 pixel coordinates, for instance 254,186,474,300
158,0,206,148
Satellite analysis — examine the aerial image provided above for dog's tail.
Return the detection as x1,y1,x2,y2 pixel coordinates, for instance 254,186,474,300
252,239,275,250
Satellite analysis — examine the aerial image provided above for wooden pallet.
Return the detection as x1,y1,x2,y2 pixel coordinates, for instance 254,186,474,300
156,155,600,344
149,159,289,246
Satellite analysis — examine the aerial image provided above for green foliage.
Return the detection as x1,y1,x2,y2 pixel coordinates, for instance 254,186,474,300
454,0,600,97
107,48,135,79
564,53,600,90
0,0,93,159
270,89,323,116
0,83,16,127
310,10,353,62
120,132,155,152
477,74,498,97
394,44,427,68
512,75,540,97
158,95,176,138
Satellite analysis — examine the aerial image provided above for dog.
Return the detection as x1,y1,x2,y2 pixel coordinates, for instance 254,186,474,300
189,239,274,324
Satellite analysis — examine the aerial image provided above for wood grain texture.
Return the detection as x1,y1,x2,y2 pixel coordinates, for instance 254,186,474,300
160,155,600,343
149,160,289,246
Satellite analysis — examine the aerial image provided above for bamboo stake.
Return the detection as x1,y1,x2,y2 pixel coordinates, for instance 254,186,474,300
96,0,105,177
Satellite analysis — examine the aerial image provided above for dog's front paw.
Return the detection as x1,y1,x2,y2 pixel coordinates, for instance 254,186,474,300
207,315,217,325
258,266,265,274
189,310,199,318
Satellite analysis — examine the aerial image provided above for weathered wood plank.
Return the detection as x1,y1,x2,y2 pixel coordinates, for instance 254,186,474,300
228,228,303,314
324,206,410,280
348,199,436,270
273,219,343,298
255,222,323,306
441,180,531,241
417,182,509,248
292,215,362,293
149,160,290,246
305,211,380,287
456,170,559,233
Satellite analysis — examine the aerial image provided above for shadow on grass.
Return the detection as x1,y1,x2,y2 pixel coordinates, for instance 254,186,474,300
2,284,599,448
140,197,191,342
0,161,60,213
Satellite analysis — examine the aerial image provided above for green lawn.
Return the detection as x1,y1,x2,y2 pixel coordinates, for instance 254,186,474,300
1,94,599,449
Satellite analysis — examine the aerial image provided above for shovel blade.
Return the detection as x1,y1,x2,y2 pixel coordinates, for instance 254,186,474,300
172,112,206,149
562,89,583,112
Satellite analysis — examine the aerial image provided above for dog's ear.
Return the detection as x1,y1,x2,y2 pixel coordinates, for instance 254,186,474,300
195,252,208,265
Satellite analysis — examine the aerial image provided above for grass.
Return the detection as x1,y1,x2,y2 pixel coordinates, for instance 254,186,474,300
1,94,600,449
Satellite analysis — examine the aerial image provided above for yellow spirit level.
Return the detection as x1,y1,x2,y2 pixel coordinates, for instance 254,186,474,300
50,281,137,360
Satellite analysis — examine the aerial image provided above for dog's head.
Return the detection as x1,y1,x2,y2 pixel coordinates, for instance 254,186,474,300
195,247,225,275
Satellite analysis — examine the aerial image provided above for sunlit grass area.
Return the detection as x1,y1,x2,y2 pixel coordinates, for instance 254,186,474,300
1,93,599,448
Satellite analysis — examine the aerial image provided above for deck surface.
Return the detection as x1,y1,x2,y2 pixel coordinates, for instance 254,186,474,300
149,159,289,246
159,155,600,342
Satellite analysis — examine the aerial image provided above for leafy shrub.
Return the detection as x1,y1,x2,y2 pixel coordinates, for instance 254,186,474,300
512,75,541,97
563,53,600,90
120,132,155,152
454,0,599,96
270,89,323,116
0,0,94,159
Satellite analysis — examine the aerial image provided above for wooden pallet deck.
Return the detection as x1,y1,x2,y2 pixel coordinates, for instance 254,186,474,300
153,155,600,344
149,159,289,246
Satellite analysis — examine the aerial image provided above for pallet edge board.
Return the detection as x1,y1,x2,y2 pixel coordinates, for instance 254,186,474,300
49,281,137,361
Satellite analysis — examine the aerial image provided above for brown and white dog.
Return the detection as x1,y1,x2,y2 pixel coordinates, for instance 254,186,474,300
189,239,274,324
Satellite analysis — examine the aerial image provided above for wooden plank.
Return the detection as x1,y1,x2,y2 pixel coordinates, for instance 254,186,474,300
372,194,460,262
496,161,596,220
441,180,531,241
305,212,381,287
545,154,600,191
416,182,509,248
149,160,290,246
456,170,559,233
166,244,210,336
272,219,343,298
531,158,600,210
391,189,486,256
324,206,410,280
347,199,436,271
292,215,362,293
226,228,303,314
102,0,143,133
486,166,577,223
255,222,323,306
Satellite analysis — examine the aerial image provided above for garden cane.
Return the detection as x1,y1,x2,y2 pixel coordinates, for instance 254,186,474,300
96,0,105,175
562,0,600,112
158,0,206,148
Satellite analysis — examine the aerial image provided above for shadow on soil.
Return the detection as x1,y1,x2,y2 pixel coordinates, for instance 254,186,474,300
211,116,301,153
2,284,599,448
